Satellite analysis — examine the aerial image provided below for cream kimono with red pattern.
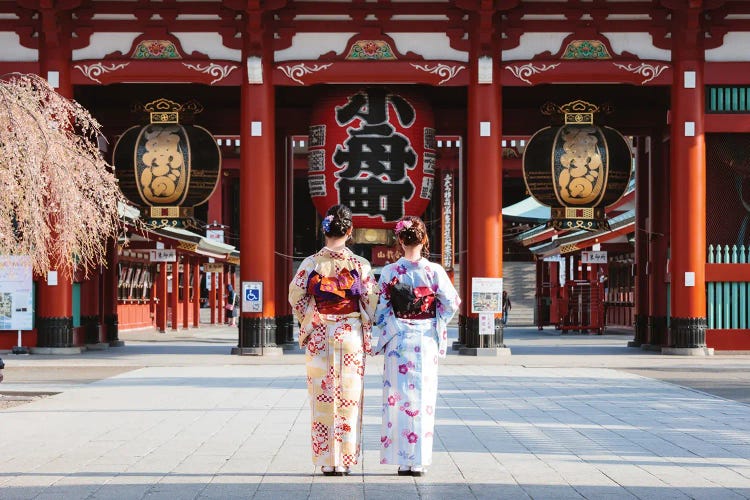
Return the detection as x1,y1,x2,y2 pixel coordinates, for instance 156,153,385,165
289,247,379,467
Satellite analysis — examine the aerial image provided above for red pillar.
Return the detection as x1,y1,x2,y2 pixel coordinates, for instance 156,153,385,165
464,36,504,349
81,271,101,346
669,5,707,348
102,239,122,346
192,259,200,328
171,260,179,331
275,143,294,347
156,262,167,333
182,257,190,330
209,271,216,325
649,132,670,347
216,272,227,324
631,138,650,346
35,7,74,348
236,32,278,354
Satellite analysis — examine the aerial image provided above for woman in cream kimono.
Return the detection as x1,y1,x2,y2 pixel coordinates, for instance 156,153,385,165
289,204,379,476
373,216,460,476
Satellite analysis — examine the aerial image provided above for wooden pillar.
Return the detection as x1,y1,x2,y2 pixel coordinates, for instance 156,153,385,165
209,271,216,325
35,6,74,348
102,239,123,345
156,262,167,333
458,146,469,346
81,271,101,346
648,132,670,347
668,5,707,349
192,258,200,328
463,20,504,350
235,18,278,355
631,138,650,346
275,141,294,347
182,256,190,330
170,260,178,331
219,270,225,325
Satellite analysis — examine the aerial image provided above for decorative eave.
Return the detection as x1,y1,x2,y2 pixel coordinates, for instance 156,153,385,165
274,59,467,86
502,60,672,86
72,59,240,85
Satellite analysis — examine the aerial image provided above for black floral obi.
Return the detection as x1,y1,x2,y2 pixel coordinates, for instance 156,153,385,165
388,279,437,320
308,269,362,315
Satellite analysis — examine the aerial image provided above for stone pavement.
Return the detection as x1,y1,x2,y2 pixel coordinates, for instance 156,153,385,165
1,326,750,499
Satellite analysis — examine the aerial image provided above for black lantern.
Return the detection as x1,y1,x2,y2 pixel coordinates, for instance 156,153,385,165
112,98,221,226
522,100,632,230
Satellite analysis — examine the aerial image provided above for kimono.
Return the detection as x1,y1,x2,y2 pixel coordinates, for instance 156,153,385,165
373,257,460,467
289,247,379,468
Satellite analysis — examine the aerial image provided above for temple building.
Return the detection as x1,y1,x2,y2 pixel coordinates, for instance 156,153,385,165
0,0,749,353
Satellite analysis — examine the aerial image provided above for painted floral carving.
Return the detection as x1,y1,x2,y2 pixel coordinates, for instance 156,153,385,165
73,62,130,84
278,63,333,85
182,63,238,84
346,40,397,60
410,63,466,85
132,40,181,59
613,63,669,84
505,63,561,85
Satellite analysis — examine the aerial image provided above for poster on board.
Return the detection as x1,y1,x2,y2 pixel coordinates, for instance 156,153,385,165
0,256,33,330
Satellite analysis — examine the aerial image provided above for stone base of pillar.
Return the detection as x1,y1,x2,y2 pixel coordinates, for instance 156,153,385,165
235,316,280,355
661,346,714,356
30,346,83,355
104,314,124,347
458,346,512,356
648,315,668,347
451,341,464,351
628,314,649,347
86,343,110,351
640,344,663,352
459,316,506,355
670,317,707,348
36,317,73,348
231,346,284,356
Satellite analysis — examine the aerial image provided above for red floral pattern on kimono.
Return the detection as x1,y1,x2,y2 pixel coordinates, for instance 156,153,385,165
288,247,378,467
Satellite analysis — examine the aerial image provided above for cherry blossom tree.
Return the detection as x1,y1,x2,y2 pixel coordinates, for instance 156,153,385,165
0,73,126,276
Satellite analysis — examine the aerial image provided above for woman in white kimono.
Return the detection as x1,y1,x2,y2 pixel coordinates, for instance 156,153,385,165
289,204,379,476
373,216,460,476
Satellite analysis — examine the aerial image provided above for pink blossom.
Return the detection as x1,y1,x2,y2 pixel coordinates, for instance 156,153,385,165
387,395,396,406
407,432,419,444
398,364,409,374
426,405,434,415
380,458,388,464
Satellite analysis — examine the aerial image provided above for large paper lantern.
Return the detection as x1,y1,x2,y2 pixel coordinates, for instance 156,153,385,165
308,87,436,229
522,100,632,230
113,98,220,223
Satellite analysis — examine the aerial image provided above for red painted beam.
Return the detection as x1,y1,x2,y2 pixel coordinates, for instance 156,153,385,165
705,263,750,282
707,329,750,351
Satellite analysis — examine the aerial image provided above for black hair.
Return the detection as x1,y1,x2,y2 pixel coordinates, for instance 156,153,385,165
323,204,353,238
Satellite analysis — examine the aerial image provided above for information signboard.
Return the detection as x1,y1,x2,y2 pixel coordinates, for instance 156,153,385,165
0,256,33,330
471,277,503,314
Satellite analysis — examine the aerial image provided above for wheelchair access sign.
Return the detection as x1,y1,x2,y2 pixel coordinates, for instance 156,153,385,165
242,281,263,313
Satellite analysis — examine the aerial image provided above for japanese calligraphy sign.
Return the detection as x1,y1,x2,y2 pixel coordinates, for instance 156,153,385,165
308,87,436,228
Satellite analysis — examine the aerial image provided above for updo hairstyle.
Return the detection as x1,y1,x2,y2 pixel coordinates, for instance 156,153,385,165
322,204,353,238
396,216,430,259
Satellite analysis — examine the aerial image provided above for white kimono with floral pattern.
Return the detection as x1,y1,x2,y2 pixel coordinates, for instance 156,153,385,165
373,257,460,467
289,247,379,467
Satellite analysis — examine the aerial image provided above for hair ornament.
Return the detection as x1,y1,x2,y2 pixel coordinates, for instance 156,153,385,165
395,219,413,234
321,215,334,233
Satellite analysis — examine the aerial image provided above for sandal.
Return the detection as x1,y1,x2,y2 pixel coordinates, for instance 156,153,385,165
335,466,350,475
397,465,411,476
321,466,339,476
410,466,426,477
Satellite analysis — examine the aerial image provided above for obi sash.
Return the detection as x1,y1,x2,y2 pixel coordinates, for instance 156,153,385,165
307,269,361,315
389,279,437,319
